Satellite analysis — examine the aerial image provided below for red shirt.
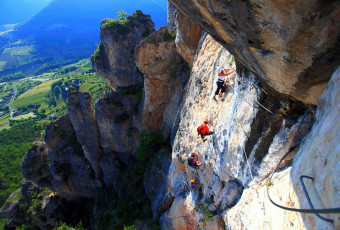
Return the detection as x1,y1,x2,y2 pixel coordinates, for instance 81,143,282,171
200,124,209,134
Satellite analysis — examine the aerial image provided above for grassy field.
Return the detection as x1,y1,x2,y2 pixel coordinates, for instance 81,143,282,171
12,79,59,109
11,112,36,120
0,114,10,130
0,61,6,71
0,113,36,131
3,58,108,127
3,45,34,56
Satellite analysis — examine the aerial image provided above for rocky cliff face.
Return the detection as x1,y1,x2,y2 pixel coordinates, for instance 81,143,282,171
2,3,339,230
167,1,202,66
22,114,101,198
224,66,340,230
135,26,189,136
92,10,155,90
67,89,103,184
169,0,340,105
160,33,318,229
95,88,141,188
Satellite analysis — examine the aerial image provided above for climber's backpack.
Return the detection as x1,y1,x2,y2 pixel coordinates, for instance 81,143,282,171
197,125,206,135
188,156,195,167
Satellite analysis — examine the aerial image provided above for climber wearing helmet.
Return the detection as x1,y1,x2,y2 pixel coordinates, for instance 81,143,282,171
213,66,235,101
190,179,198,191
188,152,203,169
197,119,214,142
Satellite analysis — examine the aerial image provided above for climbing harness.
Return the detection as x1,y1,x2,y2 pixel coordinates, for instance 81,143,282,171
176,50,232,145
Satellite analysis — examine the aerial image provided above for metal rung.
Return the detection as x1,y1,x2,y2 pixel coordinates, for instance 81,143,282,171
300,175,334,223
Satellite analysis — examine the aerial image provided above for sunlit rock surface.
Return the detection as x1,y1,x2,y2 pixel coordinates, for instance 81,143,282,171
161,34,320,229
135,26,189,137
169,0,340,105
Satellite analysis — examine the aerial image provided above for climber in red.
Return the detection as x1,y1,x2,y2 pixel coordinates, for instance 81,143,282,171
213,66,235,101
190,179,198,191
197,119,213,142
188,152,203,169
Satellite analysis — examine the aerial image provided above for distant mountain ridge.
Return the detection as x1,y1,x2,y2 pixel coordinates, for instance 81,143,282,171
0,0,167,76
0,0,51,25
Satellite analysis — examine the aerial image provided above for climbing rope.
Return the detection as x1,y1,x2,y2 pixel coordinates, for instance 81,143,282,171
177,49,231,147
229,75,298,123
234,117,254,181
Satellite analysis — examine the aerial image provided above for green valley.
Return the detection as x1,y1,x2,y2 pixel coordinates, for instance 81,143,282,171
0,58,109,207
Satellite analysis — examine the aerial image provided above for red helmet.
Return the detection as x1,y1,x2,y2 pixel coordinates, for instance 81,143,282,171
191,152,195,157
191,179,195,183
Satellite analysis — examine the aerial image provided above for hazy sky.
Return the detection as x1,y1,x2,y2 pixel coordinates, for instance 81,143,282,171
0,0,52,25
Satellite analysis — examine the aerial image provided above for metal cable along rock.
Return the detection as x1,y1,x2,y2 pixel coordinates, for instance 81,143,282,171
266,110,340,223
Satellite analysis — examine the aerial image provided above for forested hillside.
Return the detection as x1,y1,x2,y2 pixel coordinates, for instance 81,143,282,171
0,0,167,76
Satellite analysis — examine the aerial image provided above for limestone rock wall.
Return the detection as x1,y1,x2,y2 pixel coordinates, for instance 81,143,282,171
95,89,141,188
169,0,340,105
91,10,155,90
290,67,340,229
174,12,202,66
21,115,101,198
167,1,177,32
67,89,103,183
160,34,334,229
167,1,202,66
135,26,189,137
223,67,340,230
44,114,101,197
5,3,339,230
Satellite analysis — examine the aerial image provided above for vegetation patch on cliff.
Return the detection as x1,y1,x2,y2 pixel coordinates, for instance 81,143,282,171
91,43,103,60
94,130,170,229
101,10,128,29
0,118,45,207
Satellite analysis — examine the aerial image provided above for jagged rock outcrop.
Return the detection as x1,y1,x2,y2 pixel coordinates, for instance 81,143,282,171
21,141,51,188
0,180,57,230
135,26,189,136
144,154,173,218
91,10,155,89
0,188,22,221
174,13,202,66
169,0,340,105
21,115,100,198
67,89,103,184
44,114,100,197
95,89,141,187
167,1,202,66
0,179,93,230
167,1,177,32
